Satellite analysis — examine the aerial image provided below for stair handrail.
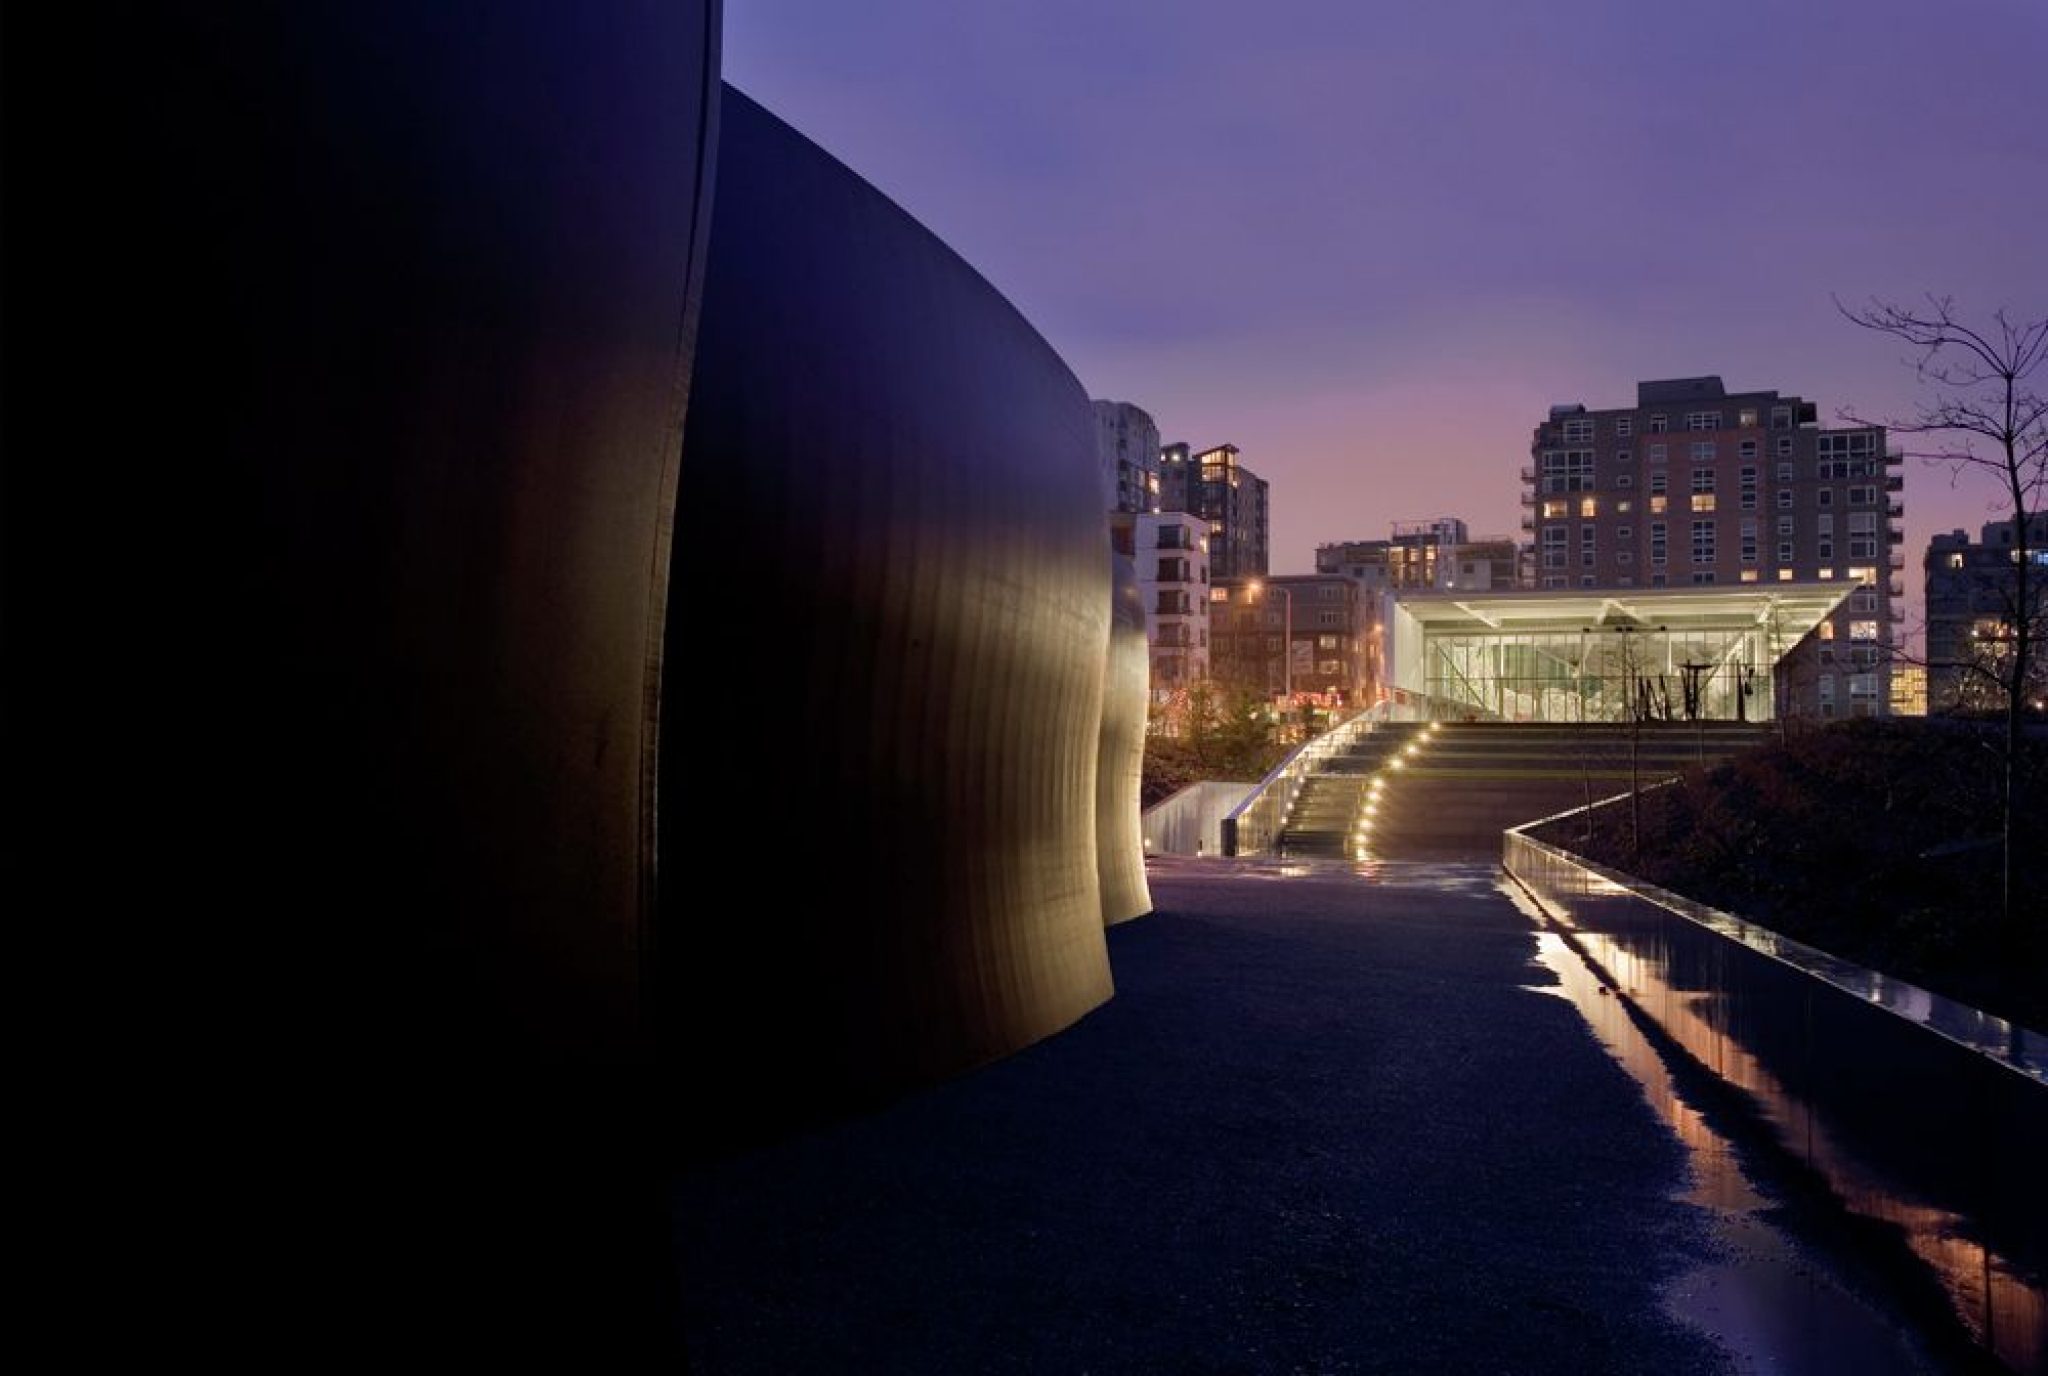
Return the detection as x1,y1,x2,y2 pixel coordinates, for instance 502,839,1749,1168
1220,710,1380,856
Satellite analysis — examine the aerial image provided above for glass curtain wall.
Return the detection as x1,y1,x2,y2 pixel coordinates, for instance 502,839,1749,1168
1423,624,1778,722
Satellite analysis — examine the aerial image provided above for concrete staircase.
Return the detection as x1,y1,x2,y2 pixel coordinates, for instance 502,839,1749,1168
1277,721,1770,862
1273,723,1426,858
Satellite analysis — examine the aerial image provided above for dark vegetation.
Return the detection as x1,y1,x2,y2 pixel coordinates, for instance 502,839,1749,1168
1140,682,1292,807
1542,718,2047,1032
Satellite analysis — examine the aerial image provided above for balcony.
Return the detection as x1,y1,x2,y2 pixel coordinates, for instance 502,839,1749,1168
1887,501,1904,519
1888,580,1905,598
1887,528,1904,544
1885,448,1905,465
1889,550,1906,569
1885,474,1903,492
1520,467,1535,483
1890,606,1907,622
1519,490,1536,506
1519,514,1534,531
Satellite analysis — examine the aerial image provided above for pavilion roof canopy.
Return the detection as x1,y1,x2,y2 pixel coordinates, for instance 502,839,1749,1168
1390,583,1854,643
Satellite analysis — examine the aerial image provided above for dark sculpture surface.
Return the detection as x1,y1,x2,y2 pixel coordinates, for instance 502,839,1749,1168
662,89,1117,1145
11,2,721,1359
12,5,1150,1353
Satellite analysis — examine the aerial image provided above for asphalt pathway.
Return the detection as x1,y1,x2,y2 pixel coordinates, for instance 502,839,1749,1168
673,859,1734,1374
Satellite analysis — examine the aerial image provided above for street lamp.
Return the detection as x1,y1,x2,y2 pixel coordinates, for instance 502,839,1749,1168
1248,579,1293,699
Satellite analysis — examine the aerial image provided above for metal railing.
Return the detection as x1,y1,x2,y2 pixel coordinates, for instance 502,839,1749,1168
1220,710,1378,856
1500,799,2045,1370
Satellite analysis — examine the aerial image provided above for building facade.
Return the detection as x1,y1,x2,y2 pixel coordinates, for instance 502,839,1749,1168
1210,575,1374,705
1524,376,1902,719
1160,441,1269,580
1093,399,1161,515
1923,513,2048,714
1317,517,1518,593
1112,511,1211,694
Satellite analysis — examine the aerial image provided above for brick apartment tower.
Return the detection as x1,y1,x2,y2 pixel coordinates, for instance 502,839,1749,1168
1523,376,1902,719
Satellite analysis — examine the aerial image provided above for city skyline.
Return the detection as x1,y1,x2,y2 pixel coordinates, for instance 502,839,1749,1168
728,0,2047,624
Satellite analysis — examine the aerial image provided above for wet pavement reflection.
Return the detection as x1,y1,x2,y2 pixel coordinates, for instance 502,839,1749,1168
1153,851,2044,1372
1505,838,2046,1374
1522,918,1933,1374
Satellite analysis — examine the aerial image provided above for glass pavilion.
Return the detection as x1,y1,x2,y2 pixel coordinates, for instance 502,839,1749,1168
1381,585,1852,722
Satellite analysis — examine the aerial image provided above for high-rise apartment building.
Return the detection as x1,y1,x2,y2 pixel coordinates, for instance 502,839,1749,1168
1159,441,1269,580
1524,377,1902,718
1093,399,1161,515
1923,513,2048,714
1112,511,1211,695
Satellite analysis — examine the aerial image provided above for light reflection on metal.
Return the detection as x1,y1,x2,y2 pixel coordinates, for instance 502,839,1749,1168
663,88,1123,1132
1099,553,1154,925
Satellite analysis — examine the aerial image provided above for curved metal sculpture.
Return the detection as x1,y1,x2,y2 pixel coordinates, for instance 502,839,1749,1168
28,5,1149,1349
662,88,1117,1143
22,2,721,1360
1100,554,1155,924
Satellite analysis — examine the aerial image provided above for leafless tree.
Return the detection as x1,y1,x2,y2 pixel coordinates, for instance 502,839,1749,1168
1839,296,2048,929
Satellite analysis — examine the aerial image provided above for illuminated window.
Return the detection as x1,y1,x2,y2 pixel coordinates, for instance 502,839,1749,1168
1691,495,1716,512
1850,620,1878,641
1211,587,1229,602
1739,409,1759,428
1616,499,1633,513
1819,621,1835,640
1650,495,1668,514
1542,499,1568,518
1778,569,1795,581
1819,569,1835,580
1740,569,1758,582
1580,496,1598,518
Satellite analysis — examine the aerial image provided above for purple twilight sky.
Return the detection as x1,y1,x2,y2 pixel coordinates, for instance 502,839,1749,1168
727,0,2046,630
